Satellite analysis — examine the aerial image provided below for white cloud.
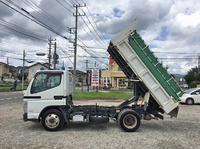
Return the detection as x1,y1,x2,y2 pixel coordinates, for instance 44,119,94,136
175,11,200,28
0,0,200,75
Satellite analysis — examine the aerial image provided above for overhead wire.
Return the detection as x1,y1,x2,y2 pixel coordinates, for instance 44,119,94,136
78,20,106,49
83,2,109,44
79,15,106,49
1,0,71,41
56,0,74,14
22,0,71,32
55,0,109,65
154,51,200,55
79,7,108,46
0,19,47,42
56,42,74,64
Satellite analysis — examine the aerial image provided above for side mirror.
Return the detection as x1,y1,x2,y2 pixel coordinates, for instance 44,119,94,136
196,92,199,95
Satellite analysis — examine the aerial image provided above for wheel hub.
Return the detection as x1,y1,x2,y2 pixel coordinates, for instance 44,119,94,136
45,114,60,128
123,114,137,129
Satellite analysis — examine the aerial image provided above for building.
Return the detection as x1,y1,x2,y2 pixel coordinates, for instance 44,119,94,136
28,62,51,81
101,56,128,89
0,62,11,81
68,70,87,85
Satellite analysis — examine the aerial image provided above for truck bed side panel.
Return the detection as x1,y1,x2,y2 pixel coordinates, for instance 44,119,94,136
109,28,183,115
128,31,183,100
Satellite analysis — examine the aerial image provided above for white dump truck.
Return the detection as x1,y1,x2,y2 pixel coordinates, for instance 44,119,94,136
23,17,183,132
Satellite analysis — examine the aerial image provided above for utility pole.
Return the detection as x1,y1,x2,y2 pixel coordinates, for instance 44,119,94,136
48,37,52,70
198,55,200,73
48,37,56,70
53,41,58,70
22,50,25,90
85,59,89,70
72,3,86,92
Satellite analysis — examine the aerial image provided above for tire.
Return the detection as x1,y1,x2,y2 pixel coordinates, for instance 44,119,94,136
186,98,194,105
42,109,64,131
118,109,141,132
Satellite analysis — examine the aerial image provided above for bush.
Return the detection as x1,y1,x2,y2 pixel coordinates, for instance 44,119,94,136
102,86,110,90
127,85,133,89
189,81,196,88
75,83,81,87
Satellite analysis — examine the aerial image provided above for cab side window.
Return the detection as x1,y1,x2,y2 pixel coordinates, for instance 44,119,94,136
31,73,61,94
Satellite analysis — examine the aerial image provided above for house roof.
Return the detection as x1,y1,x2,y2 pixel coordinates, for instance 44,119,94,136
28,62,52,70
109,56,115,64
0,62,9,67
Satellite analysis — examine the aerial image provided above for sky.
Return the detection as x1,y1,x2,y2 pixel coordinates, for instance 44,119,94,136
0,0,200,75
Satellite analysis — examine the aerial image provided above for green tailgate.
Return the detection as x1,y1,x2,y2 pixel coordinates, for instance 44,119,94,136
128,31,183,100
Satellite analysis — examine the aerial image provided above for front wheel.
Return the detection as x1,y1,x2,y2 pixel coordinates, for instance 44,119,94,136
118,109,141,132
186,98,194,105
42,109,64,131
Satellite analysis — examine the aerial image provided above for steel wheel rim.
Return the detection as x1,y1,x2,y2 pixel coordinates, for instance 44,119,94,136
45,114,60,128
123,114,137,129
187,99,193,105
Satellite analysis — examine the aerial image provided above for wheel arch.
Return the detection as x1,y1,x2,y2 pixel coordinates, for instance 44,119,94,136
39,106,64,122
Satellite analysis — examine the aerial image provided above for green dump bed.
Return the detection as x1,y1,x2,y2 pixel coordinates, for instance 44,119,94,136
108,17,183,115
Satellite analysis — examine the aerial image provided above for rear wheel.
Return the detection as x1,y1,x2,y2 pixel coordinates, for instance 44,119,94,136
186,98,194,105
118,109,141,132
42,109,64,131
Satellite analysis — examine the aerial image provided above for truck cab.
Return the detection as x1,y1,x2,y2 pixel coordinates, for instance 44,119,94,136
23,70,73,122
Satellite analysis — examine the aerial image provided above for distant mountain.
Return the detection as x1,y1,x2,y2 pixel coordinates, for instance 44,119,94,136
174,74,185,78
9,65,28,70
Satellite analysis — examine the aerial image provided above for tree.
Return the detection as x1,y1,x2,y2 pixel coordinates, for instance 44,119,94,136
17,73,27,81
184,67,199,88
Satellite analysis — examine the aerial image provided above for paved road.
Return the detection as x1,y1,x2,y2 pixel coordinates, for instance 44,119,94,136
0,91,23,100
0,91,23,105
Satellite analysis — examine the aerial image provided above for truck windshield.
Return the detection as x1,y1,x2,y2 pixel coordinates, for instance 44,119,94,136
31,73,61,94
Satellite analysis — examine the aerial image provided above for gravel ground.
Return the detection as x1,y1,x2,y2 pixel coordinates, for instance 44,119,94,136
0,99,200,149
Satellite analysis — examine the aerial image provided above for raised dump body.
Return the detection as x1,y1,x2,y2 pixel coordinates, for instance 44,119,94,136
108,17,183,117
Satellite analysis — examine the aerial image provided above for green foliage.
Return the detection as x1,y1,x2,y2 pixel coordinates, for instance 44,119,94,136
127,85,133,89
0,82,28,92
171,74,175,79
184,67,200,88
189,81,197,88
73,92,133,100
17,73,27,81
75,83,81,87
127,81,133,89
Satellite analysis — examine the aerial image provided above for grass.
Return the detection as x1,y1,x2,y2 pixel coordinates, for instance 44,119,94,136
0,84,28,92
73,91,133,100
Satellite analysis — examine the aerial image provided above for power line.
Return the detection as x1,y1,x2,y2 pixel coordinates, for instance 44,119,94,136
0,49,22,55
0,19,47,42
154,52,200,54
1,0,71,41
56,0,74,14
79,15,106,49
57,42,74,64
80,7,108,46
78,20,106,48
22,0,71,32
84,4,109,44
159,58,198,60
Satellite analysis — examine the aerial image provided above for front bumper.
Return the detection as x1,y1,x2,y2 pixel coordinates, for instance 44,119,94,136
23,113,28,122
23,113,39,122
